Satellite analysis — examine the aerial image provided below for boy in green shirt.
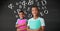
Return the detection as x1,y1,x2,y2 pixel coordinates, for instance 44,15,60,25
27,6,45,31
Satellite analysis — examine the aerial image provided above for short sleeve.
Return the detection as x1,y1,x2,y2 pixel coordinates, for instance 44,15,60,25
16,19,19,24
27,19,30,26
40,18,45,26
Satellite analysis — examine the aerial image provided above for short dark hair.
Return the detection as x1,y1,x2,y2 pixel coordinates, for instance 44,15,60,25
19,11,25,14
31,5,39,11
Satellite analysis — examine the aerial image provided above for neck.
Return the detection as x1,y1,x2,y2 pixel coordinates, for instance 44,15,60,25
20,18,24,19
33,15,38,19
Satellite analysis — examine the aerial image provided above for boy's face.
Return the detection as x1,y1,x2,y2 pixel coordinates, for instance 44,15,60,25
18,12,25,19
32,7,39,16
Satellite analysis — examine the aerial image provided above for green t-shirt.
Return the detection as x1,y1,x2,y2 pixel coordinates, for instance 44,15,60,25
27,17,45,30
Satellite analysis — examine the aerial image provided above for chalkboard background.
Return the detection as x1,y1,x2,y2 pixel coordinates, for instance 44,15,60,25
0,0,60,31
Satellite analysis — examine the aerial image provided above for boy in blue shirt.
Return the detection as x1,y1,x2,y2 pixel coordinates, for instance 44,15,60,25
27,6,45,31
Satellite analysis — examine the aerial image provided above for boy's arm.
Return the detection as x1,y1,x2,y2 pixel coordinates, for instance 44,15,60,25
15,24,22,28
15,24,19,28
40,18,45,31
40,26,45,31
27,22,31,31
27,24,32,31
27,20,30,31
27,26,32,31
27,26,30,29
27,19,33,31
15,24,26,28
21,23,26,26
15,23,26,28
15,20,26,28
15,19,19,28
15,22,22,28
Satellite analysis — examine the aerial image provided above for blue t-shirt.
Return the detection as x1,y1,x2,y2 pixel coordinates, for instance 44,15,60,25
27,17,45,30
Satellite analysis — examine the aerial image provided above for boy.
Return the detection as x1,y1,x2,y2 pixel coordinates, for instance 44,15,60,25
15,11,27,31
27,6,45,31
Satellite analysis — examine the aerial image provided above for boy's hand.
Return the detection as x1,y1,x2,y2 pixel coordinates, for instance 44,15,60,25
17,23,26,27
17,28,27,31
27,29,32,31
15,24,21,28
21,23,26,26
17,28,23,31
27,26,33,31
22,28,27,30
39,26,45,31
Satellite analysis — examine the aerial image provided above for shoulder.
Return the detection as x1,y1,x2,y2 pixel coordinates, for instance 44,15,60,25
39,17,44,20
39,17,45,24
17,18,20,21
